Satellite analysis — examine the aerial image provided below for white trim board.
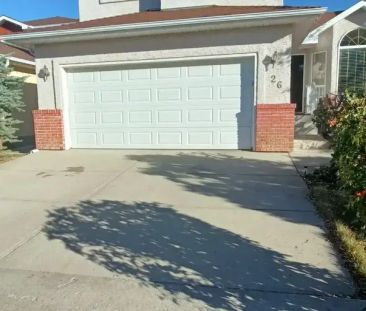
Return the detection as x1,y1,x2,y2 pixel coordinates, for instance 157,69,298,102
0,15,32,30
7,56,35,66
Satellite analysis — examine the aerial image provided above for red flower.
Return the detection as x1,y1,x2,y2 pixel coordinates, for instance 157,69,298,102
355,189,366,198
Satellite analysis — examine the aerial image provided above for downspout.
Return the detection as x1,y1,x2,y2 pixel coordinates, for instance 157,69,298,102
51,60,57,109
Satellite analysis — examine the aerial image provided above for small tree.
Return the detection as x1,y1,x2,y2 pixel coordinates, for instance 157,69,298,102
0,56,25,149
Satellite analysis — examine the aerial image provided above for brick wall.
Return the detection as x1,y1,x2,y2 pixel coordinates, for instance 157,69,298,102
255,104,296,152
33,110,65,150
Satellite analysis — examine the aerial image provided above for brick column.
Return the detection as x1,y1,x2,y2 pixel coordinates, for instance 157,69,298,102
255,104,296,152
33,110,65,150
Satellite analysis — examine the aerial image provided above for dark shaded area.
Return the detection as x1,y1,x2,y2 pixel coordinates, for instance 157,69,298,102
44,200,352,310
37,166,85,178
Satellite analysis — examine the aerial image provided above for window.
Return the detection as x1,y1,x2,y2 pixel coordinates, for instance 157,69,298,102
312,52,327,100
339,28,366,95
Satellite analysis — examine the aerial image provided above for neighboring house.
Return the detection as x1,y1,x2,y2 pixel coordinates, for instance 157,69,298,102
1,0,365,152
0,16,77,146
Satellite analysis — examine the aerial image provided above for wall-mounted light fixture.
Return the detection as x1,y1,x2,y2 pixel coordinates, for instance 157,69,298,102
262,51,278,72
38,65,50,82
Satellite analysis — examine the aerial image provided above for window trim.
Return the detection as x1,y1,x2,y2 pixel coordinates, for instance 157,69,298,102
311,51,327,87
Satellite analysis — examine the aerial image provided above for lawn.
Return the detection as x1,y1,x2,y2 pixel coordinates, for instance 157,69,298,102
0,149,23,165
308,182,366,297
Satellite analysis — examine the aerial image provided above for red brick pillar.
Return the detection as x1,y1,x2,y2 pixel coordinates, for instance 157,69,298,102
255,104,296,152
33,110,65,150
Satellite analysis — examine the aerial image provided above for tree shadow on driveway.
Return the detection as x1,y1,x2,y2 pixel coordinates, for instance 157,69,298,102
43,200,352,310
126,152,320,225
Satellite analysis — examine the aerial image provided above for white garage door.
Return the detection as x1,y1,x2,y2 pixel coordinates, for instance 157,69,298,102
67,57,255,149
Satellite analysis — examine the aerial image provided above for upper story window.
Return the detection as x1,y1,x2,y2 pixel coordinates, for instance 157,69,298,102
339,28,366,95
340,28,366,46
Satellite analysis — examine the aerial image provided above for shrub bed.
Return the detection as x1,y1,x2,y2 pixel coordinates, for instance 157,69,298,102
313,93,366,234
311,93,366,296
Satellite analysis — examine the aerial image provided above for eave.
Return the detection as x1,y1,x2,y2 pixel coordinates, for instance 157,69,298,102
1,8,326,49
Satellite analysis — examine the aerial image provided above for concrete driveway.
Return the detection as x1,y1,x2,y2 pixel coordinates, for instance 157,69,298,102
0,150,364,310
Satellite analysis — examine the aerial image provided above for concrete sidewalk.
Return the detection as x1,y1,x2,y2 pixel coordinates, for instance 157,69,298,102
0,150,364,310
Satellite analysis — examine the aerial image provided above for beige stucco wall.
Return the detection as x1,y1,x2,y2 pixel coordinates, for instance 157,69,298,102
79,0,158,21
79,0,284,21
10,64,38,140
34,25,292,113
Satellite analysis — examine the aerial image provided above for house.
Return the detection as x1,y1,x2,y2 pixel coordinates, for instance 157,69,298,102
1,0,365,152
0,15,76,146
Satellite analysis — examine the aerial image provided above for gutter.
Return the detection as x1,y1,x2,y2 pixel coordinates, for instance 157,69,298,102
1,8,326,44
7,56,35,66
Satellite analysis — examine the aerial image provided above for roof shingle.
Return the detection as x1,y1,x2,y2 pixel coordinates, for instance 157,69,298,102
0,42,34,62
25,16,78,27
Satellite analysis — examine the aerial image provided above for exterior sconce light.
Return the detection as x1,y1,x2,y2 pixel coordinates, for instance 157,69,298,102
262,51,278,72
38,65,50,81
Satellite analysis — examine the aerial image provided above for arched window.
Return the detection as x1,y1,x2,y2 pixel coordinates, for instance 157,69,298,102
338,28,366,95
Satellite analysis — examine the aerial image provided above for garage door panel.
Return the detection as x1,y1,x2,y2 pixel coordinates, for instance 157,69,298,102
128,111,153,124
158,132,183,145
101,112,123,125
101,133,124,145
68,58,254,149
73,91,96,105
101,90,123,104
187,109,213,123
157,110,183,124
157,88,182,101
100,70,122,81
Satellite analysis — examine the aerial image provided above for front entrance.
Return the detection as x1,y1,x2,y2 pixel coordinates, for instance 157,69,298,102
291,55,305,113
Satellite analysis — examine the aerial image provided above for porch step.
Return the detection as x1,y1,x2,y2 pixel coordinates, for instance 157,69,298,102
295,114,318,136
293,134,331,151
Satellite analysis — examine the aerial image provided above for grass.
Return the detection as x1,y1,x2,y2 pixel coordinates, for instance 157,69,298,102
309,184,366,297
0,149,22,165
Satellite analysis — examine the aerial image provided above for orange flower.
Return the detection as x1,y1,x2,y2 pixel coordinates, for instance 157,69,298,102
328,119,337,128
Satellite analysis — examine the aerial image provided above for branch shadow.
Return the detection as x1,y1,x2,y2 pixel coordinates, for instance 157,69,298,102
126,152,319,225
44,200,353,310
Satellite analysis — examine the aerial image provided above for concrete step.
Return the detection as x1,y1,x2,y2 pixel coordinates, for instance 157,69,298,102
293,134,331,151
295,114,319,136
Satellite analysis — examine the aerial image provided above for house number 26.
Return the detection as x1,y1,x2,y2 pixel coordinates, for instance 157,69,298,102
271,75,283,89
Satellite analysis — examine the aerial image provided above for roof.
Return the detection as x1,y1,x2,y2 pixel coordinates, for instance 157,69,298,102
303,1,366,45
25,16,78,27
310,12,336,31
0,15,75,64
23,5,321,33
0,42,34,63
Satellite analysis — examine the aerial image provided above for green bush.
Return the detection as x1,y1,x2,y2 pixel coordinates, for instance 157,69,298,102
333,94,366,231
313,95,344,140
312,93,366,234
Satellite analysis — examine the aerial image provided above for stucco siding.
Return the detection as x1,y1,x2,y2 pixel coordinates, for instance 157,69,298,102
80,0,158,21
161,0,284,10
79,0,284,21
34,25,292,112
